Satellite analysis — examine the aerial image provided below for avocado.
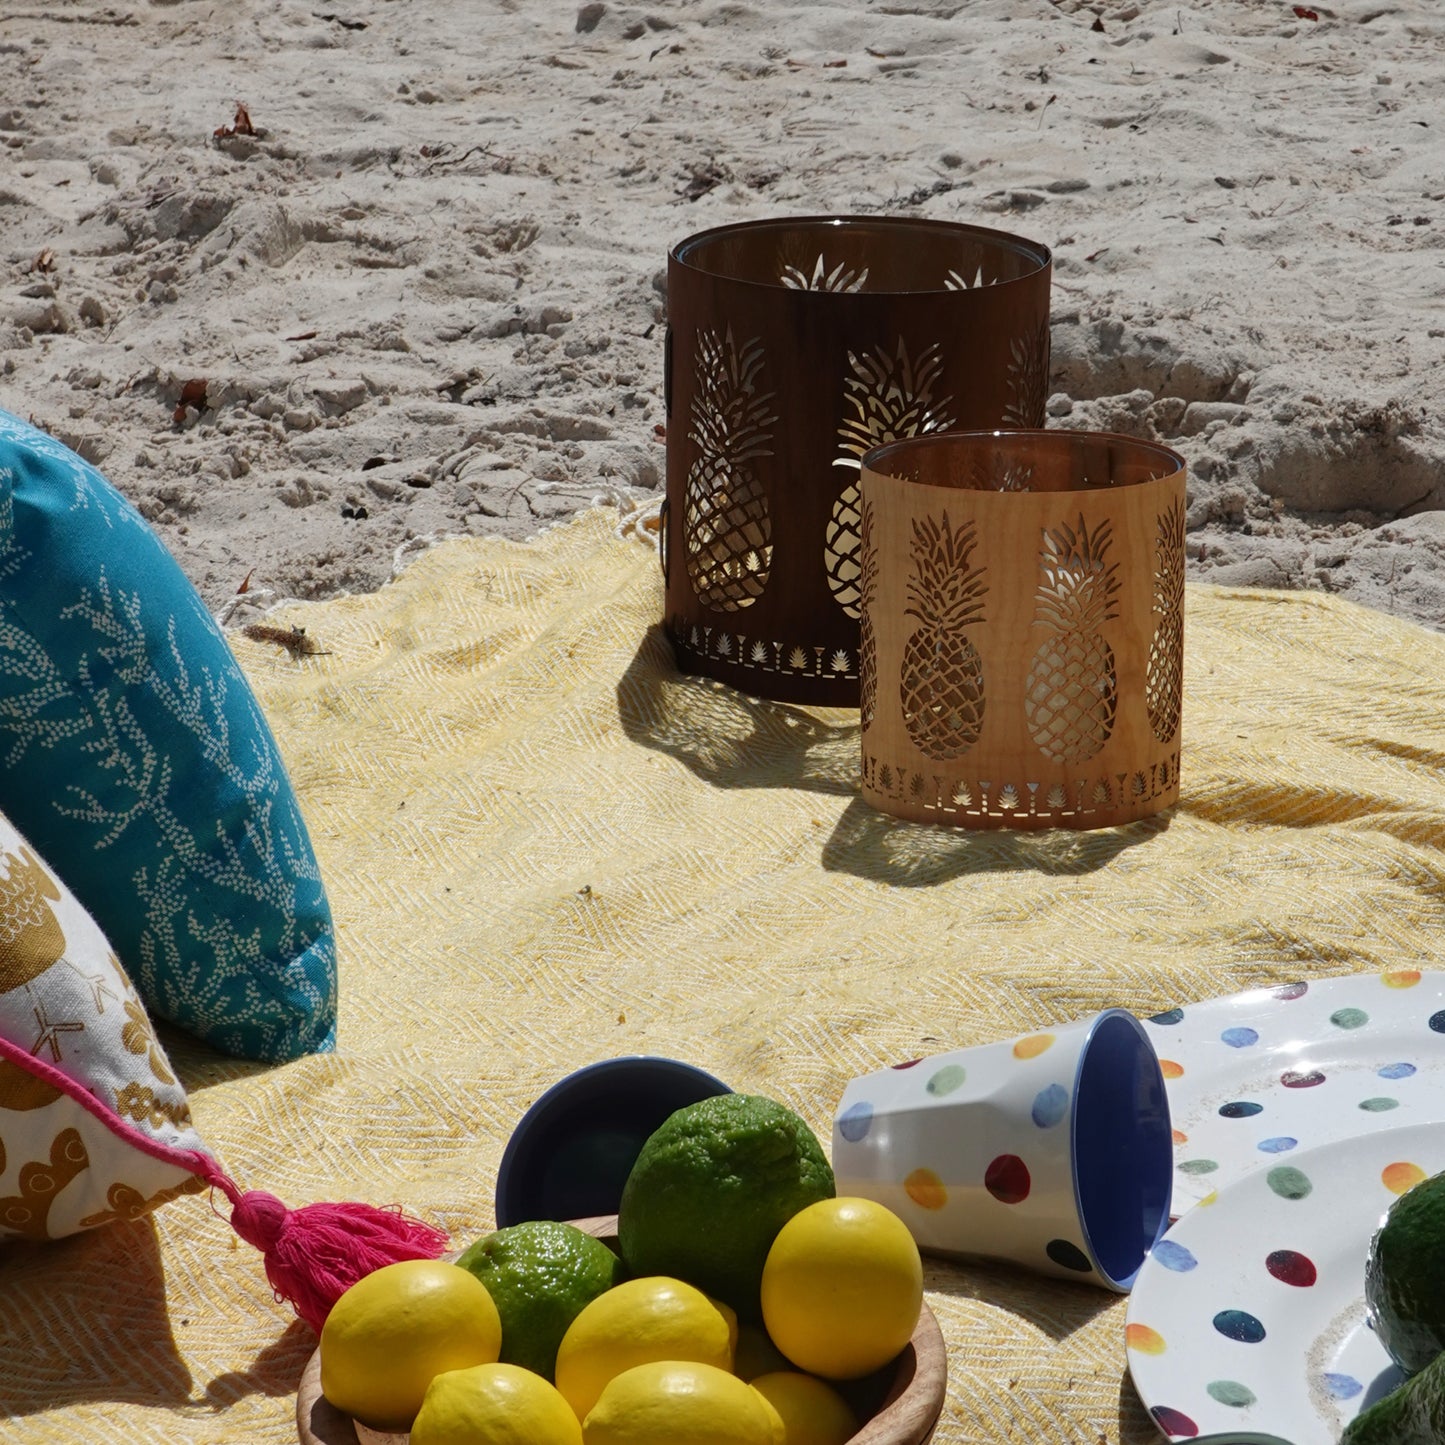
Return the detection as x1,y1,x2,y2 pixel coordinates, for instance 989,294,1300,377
1341,1346,1445,1444
1365,1167,1445,1376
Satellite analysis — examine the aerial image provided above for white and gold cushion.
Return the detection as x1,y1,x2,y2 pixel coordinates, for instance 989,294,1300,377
0,807,208,1242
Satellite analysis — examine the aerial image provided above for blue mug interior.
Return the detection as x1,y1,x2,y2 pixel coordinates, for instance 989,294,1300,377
1072,1010,1173,1289
495,1056,731,1227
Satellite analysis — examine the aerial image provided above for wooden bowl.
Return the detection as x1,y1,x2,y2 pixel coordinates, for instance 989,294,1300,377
297,1216,946,1445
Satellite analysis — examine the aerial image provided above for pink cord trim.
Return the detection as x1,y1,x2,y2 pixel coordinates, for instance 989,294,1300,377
0,1033,215,1177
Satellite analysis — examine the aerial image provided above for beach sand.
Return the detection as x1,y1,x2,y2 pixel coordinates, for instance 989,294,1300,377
1,0,1442,631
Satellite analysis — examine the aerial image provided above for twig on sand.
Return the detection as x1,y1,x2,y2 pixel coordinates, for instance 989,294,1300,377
240,624,331,660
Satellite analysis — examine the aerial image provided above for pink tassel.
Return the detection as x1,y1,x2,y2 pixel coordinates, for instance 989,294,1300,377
194,1159,450,1334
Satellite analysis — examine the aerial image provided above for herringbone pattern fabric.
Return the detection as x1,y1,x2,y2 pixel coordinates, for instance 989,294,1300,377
7,506,1445,1443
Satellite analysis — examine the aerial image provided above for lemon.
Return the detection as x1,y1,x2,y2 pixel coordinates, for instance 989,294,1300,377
750,1371,858,1445
582,1359,780,1445
618,1094,835,1319
760,1197,922,1380
411,1363,582,1445
711,1294,740,1355
456,1220,624,1380
319,1259,502,1430
554,1274,734,1421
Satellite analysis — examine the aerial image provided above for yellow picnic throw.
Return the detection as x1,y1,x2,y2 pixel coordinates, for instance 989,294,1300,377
6,504,1445,1443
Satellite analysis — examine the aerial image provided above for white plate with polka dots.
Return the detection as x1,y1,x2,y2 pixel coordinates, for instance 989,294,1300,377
1126,1120,1445,1443
1141,970,1445,1217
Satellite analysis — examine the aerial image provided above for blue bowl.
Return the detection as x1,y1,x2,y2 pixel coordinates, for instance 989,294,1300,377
494,1057,731,1227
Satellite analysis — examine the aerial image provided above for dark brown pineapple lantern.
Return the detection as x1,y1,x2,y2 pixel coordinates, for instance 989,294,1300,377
662,215,1052,706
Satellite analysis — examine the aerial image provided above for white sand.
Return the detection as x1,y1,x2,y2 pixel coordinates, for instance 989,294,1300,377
1,0,1442,628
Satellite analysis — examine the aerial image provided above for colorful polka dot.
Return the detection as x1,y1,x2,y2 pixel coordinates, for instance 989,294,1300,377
904,1167,948,1210
1149,1405,1197,1436
1151,1240,1197,1272
1159,1059,1184,1079
1430,1011,1445,1035
1213,1309,1266,1343
926,1064,967,1097
836,1101,874,1142
1360,1097,1399,1113
1384,969,1422,989
1266,1165,1313,1201
1257,1136,1298,1154
1383,1160,1427,1195
1178,1158,1218,1176
1045,1239,1092,1273
1206,1379,1257,1408
1013,1033,1055,1060
1172,1128,1189,1144
1380,1062,1417,1079
1281,1069,1326,1088
1219,1100,1263,1119
1323,1373,1363,1400
984,1154,1031,1204
1331,1007,1369,1030
1273,982,1308,1000
1030,1083,1069,1128
1266,1249,1317,1287
1126,1323,1167,1355
1150,1007,1184,1025
1221,1026,1258,1048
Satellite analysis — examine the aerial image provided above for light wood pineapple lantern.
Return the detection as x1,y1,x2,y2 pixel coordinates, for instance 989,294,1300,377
858,430,1186,830
662,216,1052,705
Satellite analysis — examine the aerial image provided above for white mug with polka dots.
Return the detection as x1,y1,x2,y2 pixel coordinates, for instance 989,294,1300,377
831,1009,1173,1291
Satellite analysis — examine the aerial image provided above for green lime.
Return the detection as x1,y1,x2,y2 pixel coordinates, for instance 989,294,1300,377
455,1220,624,1381
732,1323,791,1382
616,1093,835,1320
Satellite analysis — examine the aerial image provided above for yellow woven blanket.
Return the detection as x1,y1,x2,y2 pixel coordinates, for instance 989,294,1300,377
8,506,1445,1443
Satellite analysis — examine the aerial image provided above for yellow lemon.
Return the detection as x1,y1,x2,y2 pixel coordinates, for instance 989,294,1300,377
555,1275,734,1421
750,1370,858,1445
319,1259,502,1431
760,1197,922,1380
582,1359,779,1444
711,1295,740,1355
411,1363,582,1445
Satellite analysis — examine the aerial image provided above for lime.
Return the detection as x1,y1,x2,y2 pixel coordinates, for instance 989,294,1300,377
412,1363,581,1445
582,1360,779,1444
760,1197,922,1380
750,1371,858,1445
733,1323,792,1382
1366,1167,1445,1374
456,1220,624,1380
617,1094,835,1319
554,1274,734,1421
319,1260,502,1431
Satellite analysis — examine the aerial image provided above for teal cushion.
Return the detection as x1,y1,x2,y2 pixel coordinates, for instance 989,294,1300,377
0,408,336,1062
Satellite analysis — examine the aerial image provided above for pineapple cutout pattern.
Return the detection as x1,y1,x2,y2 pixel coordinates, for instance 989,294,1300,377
779,254,869,293
968,455,1035,493
1146,498,1186,743
828,340,957,619
1002,315,1051,429
899,512,988,760
684,327,778,611
1025,515,1121,763
945,264,991,290
858,495,879,728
